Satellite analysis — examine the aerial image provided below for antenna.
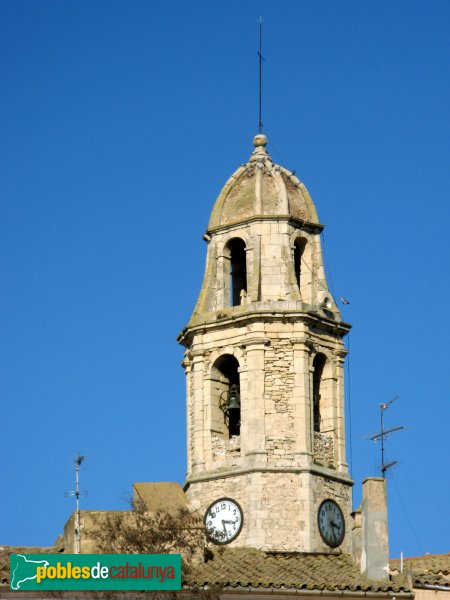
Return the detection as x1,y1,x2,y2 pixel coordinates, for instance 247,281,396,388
65,454,87,553
258,16,264,133
368,396,404,478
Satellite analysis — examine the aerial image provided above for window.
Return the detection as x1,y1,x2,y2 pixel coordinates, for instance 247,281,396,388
293,238,307,289
312,353,326,433
226,238,247,307
211,354,241,437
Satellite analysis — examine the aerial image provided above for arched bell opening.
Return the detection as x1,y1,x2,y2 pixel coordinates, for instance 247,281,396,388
312,353,326,433
210,354,241,438
293,237,307,290
224,238,247,307
312,352,335,467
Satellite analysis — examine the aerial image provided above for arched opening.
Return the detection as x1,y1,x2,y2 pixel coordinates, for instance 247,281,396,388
211,354,241,437
226,238,247,307
293,238,307,289
312,353,326,433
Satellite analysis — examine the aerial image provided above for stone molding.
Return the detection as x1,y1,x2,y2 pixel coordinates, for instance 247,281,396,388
206,214,324,236
178,310,351,346
185,464,354,487
240,337,271,348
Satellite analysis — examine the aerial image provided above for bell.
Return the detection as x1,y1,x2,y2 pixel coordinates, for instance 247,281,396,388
228,384,241,410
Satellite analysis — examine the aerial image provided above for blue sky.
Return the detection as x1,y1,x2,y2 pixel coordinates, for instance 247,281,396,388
1,1,449,558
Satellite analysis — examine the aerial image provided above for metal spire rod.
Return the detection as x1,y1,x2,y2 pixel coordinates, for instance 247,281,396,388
258,16,264,134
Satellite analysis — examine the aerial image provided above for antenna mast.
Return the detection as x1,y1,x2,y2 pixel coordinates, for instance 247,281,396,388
258,16,264,133
65,454,87,553
369,396,404,478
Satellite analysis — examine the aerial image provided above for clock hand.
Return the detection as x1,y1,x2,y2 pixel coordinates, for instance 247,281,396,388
221,520,233,534
222,519,235,530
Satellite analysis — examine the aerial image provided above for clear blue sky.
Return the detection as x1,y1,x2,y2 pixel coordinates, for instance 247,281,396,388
1,1,449,558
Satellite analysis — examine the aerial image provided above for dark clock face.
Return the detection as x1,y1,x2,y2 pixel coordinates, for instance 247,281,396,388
318,499,345,548
204,498,243,544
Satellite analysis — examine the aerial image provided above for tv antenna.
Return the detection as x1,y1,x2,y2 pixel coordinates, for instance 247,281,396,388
65,454,87,553
258,16,264,134
368,396,404,478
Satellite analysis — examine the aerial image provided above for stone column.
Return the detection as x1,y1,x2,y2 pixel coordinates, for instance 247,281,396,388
182,357,193,475
249,234,260,302
335,348,348,472
190,349,206,474
216,249,229,309
291,337,314,467
241,337,268,467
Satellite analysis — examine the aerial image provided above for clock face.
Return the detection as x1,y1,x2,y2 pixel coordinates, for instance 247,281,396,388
204,497,243,545
318,499,345,548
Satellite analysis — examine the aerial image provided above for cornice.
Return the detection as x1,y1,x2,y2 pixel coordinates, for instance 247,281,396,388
178,311,351,347
205,214,324,237
185,465,353,488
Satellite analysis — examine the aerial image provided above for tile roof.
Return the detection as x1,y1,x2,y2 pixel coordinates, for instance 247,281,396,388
390,553,450,589
188,547,411,593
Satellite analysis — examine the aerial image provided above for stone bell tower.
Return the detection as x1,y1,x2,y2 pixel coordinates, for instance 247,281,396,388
178,134,353,553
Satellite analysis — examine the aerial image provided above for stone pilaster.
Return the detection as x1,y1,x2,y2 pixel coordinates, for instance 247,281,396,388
190,349,206,474
182,356,193,474
291,336,314,467
241,336,269,467
336,348,348,472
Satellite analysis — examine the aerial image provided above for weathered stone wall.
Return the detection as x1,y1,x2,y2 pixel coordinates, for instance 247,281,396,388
185,319,347,473
186,469,352,553
314,431,335,467
264,335,295,467
211,433,241,464
188,215,334,323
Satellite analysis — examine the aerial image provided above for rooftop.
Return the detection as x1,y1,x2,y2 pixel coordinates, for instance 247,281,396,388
390,553,450,589
188,547,412,593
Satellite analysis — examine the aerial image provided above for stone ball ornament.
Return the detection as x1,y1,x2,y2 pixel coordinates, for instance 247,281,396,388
253,133,268,147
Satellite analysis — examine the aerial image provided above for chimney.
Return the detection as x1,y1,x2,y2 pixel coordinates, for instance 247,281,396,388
360,477,389,581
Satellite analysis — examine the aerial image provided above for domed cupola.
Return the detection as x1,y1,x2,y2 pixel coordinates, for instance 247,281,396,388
181,134,342,332
208,134,319,229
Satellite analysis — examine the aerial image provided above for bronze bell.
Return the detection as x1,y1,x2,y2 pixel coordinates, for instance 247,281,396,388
228,384,241,410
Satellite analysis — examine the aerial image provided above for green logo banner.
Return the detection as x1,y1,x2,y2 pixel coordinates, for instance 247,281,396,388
10,554,181,591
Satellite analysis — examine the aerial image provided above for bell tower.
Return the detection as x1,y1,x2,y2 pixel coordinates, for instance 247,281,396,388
178,134,353,552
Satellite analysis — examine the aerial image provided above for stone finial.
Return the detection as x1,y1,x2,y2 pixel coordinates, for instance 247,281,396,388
253,134,267,147
250,133,271,162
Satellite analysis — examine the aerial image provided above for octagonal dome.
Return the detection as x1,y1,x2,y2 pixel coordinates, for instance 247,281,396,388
208,134,320,231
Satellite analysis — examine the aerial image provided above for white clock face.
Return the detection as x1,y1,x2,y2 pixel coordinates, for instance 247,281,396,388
318,499,345,548
204,497,243,544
